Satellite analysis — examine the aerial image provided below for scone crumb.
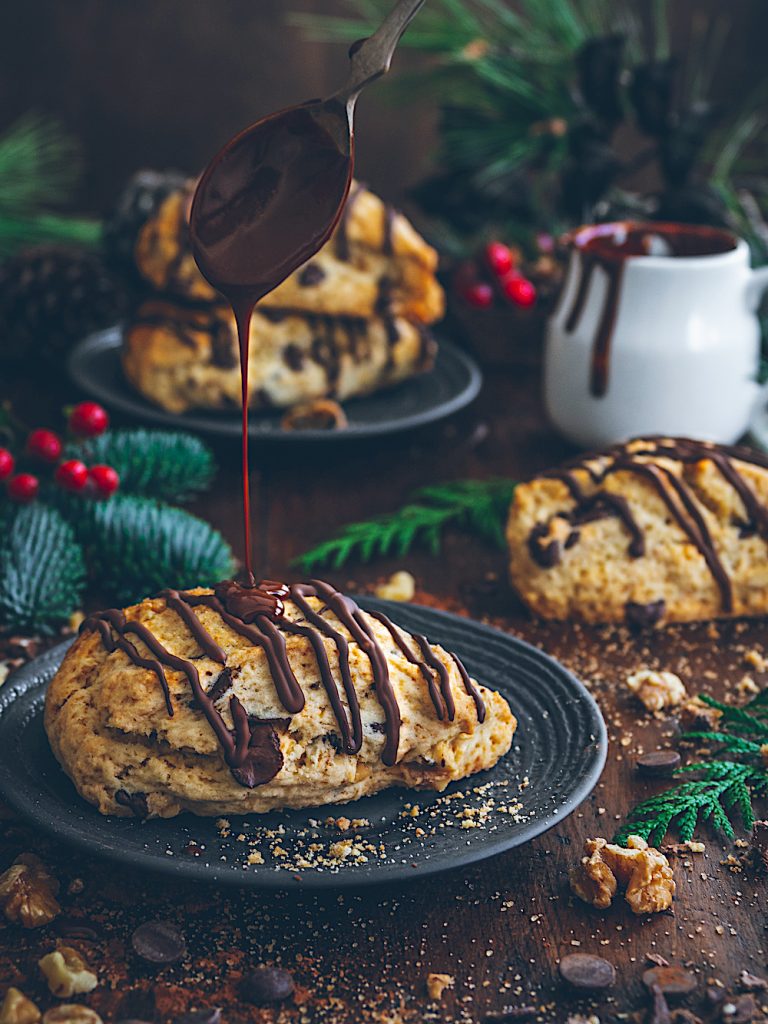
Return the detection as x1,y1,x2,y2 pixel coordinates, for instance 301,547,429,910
426,972,455,1000
736,674,759,697
0,988,41,1024
42,1008,102,1024
744,648,767,672
39,946,98,997
0,853,61,928
329,840,354,861
246,851,264,865
374,571,416,603
627,669,687,712
570,835,675,915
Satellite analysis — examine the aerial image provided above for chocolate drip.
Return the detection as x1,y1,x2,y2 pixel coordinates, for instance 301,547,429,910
564,252,624,397
529,437,768,612
84,579,485,782
572,492,645,558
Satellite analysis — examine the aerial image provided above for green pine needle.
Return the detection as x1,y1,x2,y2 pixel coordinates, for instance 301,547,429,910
68,429,216,504
77,494,235,606
0,504,85,634
615,695,768,847
294,478,516,571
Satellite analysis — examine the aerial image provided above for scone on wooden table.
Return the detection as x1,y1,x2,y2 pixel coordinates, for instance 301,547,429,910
122,299,436,415
44,579,515,818
507,437,768,625
134,180,444,324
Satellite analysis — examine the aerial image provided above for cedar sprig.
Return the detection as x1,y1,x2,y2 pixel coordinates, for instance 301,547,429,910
294,478,516,571
615,698,768,847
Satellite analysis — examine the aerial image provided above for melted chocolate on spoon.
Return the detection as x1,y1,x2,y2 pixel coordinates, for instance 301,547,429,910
189,0,425,585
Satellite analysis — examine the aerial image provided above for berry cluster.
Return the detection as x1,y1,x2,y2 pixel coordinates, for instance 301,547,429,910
455,241,538,311
0,402,119,504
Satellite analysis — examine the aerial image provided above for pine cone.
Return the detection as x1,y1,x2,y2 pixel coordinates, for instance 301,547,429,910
0,245,127,368
103,168,189,272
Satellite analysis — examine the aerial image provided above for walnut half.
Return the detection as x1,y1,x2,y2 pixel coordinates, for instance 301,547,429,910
0,854,60,929
0,988,41,1024
627,670,687,712
570,835,675,915
39,947,98,998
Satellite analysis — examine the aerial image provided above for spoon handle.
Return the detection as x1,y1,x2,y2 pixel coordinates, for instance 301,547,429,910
332,0,426,105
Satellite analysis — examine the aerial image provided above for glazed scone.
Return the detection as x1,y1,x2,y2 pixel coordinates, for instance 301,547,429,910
507,437,768,625
44,580,516,818
134,181,445,324
122,299,436,414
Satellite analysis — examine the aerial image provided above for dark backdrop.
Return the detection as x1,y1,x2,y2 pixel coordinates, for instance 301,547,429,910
2,0,767,214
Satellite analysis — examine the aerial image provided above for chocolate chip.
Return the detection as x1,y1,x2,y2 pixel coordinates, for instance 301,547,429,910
115,790,149,819
210,325,238,369
283,343,304,371
298,263,326,287
528,523,560,568
722,994,757,1023
558,953,615,991
636,750,681,777
174,1011,222,1024
625,599,666,629
647,984,672,1024
206,667,233,703
131,920,186,964
54,917,100,941
229,722,284,789
642,966,697,998
183,843,203,857
240,966,295,1005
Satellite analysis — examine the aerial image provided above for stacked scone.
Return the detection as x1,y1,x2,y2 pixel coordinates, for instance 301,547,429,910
121,181,444,416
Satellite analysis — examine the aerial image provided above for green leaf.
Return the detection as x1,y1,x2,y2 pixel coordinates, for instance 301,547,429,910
0,504,85,633
67,429,216,503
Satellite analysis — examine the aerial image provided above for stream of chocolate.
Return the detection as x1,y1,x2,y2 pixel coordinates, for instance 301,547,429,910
535,438,768,612
81,580,485,787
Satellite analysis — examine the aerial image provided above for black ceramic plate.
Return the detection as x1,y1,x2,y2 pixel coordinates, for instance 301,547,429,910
0,600,606,889
68,327,482,442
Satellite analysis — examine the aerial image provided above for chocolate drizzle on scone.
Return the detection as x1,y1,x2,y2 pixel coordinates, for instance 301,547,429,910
535,437,768,612
81,579,485,789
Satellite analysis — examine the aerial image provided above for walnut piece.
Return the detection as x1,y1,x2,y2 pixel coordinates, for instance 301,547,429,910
42,1008,102,1024
570,835,675,915
0,988,41,1024
374,571,416,603
678,697,722,732
627,670,687,712
0,854,61,928
39,947,98,998
426,973,455,1000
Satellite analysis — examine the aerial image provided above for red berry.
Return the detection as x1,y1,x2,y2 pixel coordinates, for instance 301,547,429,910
69,401,109,437
485,241,515,277
502,274,537,308
88,464,120,498
7,473,39,503
461,281,495,309
55,459,89,493
0,448,14,482
26,428,63,463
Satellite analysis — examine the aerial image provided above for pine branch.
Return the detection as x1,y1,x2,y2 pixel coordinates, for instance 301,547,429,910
294,478,516,571
0,504,85,633
75,494,235,606
67,429,216,503
699,694,768,738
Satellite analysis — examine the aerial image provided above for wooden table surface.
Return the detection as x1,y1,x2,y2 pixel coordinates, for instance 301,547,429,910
1,357,767,1024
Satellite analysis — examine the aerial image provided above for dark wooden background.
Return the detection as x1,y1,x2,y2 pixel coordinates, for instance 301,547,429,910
2,0,768,212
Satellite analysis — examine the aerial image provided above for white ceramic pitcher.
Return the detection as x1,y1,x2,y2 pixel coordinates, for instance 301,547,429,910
544,221,768,449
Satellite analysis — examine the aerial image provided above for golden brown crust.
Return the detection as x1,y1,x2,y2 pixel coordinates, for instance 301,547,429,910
121,299,436,414
507,437,768,624
134,182,445,323
44,589,516,819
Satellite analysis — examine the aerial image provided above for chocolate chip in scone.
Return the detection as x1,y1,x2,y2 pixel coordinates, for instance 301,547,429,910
240,965,295,1005
210,324,238,369
131,920,186,964
298,262,326,286
283,343,304,372
229,722,284,789
174,1011,222,1024
642,965,697,998
206,667,233,703
558,953,616,991
115,790,148,819
625,599,666,629
636,750,681,777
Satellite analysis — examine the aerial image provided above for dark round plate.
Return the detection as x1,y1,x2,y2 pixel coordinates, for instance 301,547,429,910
68,327,482,442
0,599,606,889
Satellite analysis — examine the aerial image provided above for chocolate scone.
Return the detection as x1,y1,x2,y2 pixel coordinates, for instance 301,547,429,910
44,580,516,818
507,437,768,625
122,299,436,414
134,180,444,324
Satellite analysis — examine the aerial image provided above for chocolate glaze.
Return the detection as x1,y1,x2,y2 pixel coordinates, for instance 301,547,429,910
562,222,738,398
532,437,768,613
82,580,485,785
